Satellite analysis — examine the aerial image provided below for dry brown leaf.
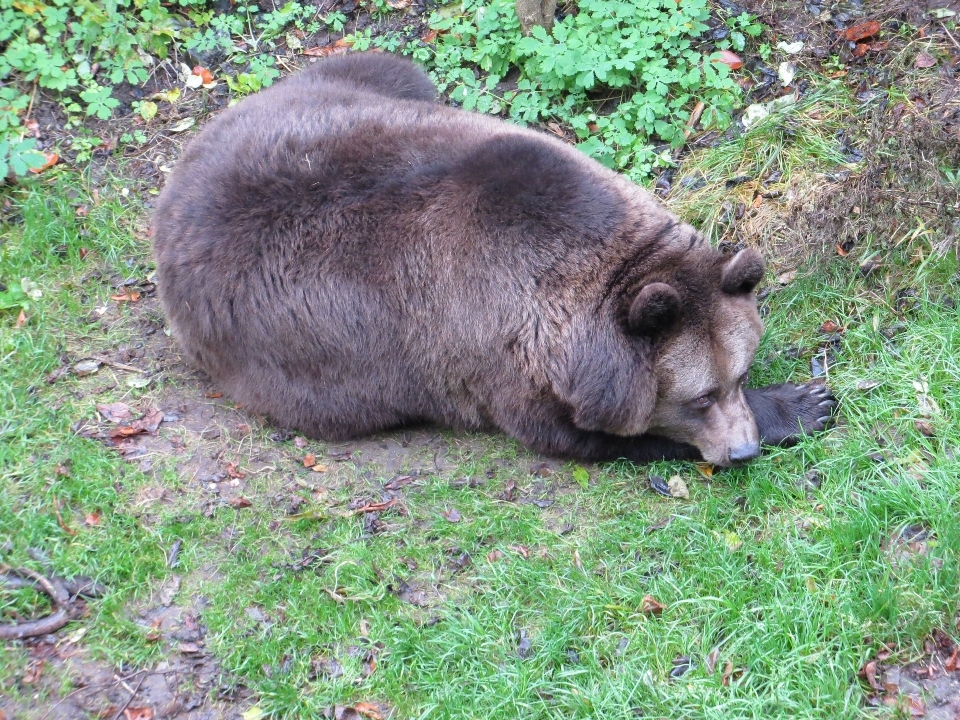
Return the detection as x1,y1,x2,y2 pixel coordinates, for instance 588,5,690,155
97,402,134,423
353,702,382,719
705,647,720,674
820,320,840,333
15,309,27,328
572,549,583,570
640,595,665,615
713,50,743,70
84,510,101,526
509,544,530,559
946,648,959,671
486,549,504,562
192,65,214,84
303,38,353,57
860,659,882,691
205,392,223,398
29,152,59,174
421,29,438,43
124,708,154,720
229,496,252,509
350,500,395,515
693,462,714,479
442,507,461,523
914,52,936,68
303,453,316,467
111,287,141,303
840,20,880,42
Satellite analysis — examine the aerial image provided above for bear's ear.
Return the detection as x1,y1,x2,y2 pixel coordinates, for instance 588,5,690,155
721,248,765,295
628,282,681,336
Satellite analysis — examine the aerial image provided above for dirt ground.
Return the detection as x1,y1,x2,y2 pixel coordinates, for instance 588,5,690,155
4,0,960,717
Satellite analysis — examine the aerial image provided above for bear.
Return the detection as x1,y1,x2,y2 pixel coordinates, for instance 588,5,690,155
152,52,835,467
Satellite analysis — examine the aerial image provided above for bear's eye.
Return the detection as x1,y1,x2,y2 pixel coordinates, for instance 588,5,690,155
693,395,714,410
739,372,749,387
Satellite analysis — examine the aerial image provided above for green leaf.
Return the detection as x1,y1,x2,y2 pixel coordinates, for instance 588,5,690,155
572,465,590,490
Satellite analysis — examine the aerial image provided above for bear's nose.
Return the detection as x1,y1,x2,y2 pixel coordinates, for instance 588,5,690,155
728,442,761,464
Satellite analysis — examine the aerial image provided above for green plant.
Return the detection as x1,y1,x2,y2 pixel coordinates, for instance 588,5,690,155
408,0,747,179
719,11,763,52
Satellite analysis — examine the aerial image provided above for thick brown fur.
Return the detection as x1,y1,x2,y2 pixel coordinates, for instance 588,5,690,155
153,53,834,466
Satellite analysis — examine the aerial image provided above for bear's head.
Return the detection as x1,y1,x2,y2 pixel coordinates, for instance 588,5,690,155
635,247,765,466
555,244,766,467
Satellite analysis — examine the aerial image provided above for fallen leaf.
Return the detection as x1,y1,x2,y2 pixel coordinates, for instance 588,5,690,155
722,530,743,552
509,544,530,559
860,660,881,690
303,38,353,57
205,392,223,399
168,117,196,133
836,242,849,257
53,498,76,536
667,476,689,499
97,402,134,423
229,496,252,509
572,465,590,489
820,320,840,333
353,702,383,720
640,595,665,615
123,708,153,720
179,642,200,654
705,646,721,674
915,52,936,68
84,510,101,526
572,549,583,570
303,453,316,467
72,359,102,377
385,474,415,490
22,658,44,684
778,61,796,86
111,286,141,303
28,152,59,174
945,648,959,671
776,40,804,54
241,707,266,720
442,507,461,523
15,310,27,328
721,660,734,686
107,408,164,440
486,549,504,562
421,29,438,43
840,20,880,42
693,463,714,479
350,500,395,515
649,474,671,497
386,0,410,7
311,464,328,472
713,49,743,70
776,269,797,285
907,697,926,716
225,462,246,479
192,65,215,84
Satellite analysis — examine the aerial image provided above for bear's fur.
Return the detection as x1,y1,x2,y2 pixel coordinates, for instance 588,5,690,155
153,53,834,466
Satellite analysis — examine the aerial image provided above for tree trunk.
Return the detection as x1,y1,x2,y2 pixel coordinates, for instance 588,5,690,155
515,0,557,35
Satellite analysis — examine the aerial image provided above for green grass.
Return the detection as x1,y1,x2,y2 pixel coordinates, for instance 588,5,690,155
2,160,960,718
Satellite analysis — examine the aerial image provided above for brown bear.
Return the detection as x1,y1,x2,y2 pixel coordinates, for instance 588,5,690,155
153,52,834,467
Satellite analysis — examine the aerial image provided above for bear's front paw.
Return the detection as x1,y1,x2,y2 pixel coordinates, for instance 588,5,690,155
745,382,837,446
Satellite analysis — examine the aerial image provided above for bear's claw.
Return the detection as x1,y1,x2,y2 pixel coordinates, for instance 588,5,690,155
744,382,838,447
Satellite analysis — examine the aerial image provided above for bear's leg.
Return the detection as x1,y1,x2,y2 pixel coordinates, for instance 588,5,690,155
744,383,836,446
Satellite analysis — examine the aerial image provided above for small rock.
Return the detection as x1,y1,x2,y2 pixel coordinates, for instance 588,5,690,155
667,476,689,499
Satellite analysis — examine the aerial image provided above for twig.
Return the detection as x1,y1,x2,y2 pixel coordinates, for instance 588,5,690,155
86,355,148,374
0,565,75,640
110,671,148,720
941,22,960,52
